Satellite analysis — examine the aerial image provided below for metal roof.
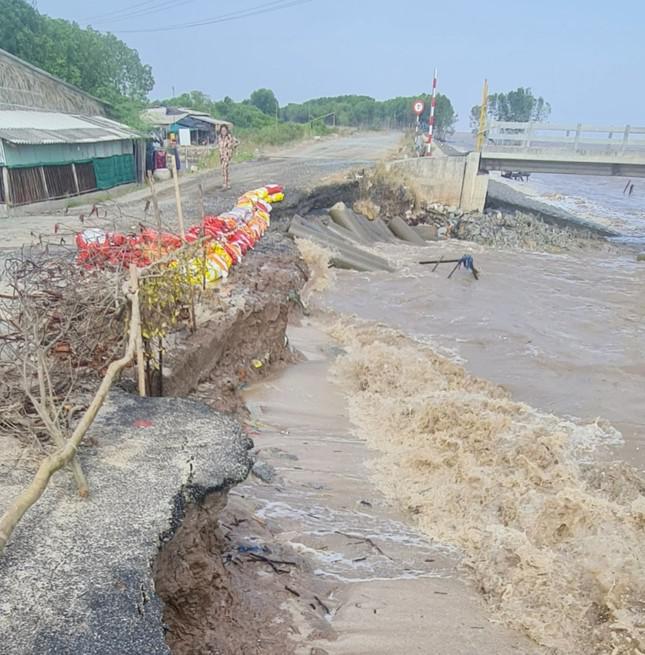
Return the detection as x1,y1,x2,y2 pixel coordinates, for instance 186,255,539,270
141,106,233,128
141,107,189,126
0,110,141,144
189,114,233,127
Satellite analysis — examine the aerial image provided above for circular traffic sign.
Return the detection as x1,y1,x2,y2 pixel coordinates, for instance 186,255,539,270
413,100,425,115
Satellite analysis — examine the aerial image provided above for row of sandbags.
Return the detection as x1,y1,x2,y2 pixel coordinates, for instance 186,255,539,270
287,202,428,272
75,185,284,282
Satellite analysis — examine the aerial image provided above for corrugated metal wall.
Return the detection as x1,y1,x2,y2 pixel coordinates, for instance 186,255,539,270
0,137,142,206
2,139,132,167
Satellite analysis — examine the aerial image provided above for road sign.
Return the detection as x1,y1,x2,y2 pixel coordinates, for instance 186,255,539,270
178,128,191,146
413,100,425,116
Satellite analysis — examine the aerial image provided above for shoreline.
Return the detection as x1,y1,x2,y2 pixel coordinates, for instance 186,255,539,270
486,178,621,237
234,318,542,654
1,130,642,654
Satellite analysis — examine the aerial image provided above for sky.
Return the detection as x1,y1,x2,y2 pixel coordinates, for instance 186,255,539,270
35,0,645,129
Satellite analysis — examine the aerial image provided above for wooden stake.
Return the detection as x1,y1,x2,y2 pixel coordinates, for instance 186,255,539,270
130,265,146,397
147,172,162,230
198,182,205,220
169,154,185,240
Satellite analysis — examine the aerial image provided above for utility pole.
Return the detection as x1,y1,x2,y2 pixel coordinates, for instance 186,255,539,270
476,79,489,152
426,68,438,156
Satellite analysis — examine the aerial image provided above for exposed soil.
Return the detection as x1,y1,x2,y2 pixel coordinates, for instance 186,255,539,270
151,229,334,655
153,490,336,655
183,232,308,416
148,160,627,655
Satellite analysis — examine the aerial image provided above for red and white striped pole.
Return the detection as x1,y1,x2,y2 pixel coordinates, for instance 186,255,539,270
427,68,438,156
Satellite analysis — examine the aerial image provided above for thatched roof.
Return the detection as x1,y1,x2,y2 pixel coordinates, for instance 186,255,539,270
0,48,108,116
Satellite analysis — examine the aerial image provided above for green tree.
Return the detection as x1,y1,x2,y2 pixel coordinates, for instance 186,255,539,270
471,87,551,127
158,91,274,130
0,0,154,124
248,88,279,116
279,93,457,138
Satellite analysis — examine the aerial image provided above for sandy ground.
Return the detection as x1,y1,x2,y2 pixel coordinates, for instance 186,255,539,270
0,131,401,253
237,321,540,654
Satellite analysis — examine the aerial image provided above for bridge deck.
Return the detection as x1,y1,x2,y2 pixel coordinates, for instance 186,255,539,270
480,121,645,176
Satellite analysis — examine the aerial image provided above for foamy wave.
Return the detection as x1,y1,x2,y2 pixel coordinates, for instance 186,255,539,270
295,238,336,305
327,317,645,655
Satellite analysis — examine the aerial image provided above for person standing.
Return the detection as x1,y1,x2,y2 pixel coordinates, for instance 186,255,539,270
218,125,238,190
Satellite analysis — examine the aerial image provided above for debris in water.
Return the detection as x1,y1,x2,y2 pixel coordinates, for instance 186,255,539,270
419,254,480,280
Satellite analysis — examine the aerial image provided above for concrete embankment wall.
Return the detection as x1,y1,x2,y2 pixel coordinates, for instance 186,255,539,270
385,152,488,212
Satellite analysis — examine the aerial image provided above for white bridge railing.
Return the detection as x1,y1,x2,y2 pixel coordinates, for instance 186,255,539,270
483,121,645,156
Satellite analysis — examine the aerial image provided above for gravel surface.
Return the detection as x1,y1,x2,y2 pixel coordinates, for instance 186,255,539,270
0,391,254,654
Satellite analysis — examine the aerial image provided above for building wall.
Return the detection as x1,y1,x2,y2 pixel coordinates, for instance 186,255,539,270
0,138,139,207
0,49,106,115
2,140,132,167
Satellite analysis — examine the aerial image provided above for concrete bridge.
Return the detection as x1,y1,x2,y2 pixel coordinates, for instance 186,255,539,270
481,121,645,177
386,121,645,214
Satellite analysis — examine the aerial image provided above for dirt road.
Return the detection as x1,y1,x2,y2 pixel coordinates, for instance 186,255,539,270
0,131,401,252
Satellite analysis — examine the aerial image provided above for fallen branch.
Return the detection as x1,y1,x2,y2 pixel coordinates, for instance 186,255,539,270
0,268,142,555
334,530,393,560
247,552,297,573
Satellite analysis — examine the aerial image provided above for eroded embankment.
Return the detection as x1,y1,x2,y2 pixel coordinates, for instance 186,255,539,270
164,231,308,414
155,493,291,655
152,232,316,654
146,172,620,654
326,317,645,655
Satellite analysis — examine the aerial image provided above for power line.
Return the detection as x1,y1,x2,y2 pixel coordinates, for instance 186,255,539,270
112,0,313,34
81,0,168,23
90,0,198,26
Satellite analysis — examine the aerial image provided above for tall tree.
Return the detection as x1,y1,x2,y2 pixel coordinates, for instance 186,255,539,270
0,0,154,123
471,87,551,127
280,93,457,137
248,88,279,116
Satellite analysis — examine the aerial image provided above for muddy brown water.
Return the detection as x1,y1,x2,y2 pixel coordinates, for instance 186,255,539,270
238,323,540,654
322,240,645,469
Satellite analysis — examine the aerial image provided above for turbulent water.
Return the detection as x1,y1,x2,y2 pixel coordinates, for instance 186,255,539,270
494,171,645,243
448,132,645,243
327,317,645,654
296,200,645,653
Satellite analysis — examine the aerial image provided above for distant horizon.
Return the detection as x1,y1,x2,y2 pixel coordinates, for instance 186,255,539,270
35,0,645,129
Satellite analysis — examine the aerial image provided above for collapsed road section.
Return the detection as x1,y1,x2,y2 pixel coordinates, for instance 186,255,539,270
0,167,615,653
